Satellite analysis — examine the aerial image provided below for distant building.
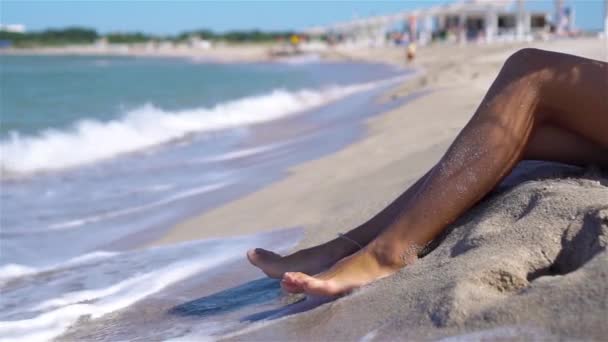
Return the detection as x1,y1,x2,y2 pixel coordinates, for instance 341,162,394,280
94,37,108,51
188,36,212,49
0,24,26,33
305,0,553,47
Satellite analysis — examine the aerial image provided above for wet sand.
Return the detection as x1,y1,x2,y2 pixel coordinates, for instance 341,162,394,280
152,38,607,340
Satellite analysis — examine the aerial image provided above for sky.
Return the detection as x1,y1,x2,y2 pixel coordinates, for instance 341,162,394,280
1,0,606,35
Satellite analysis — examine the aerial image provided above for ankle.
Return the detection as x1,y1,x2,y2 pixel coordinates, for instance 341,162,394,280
367,239,421,268
321,236,361,260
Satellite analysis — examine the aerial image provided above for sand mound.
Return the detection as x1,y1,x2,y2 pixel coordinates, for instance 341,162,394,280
230,162,608,341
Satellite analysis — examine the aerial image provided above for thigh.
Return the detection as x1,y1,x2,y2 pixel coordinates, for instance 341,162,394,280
525,123,608,167
533,51,608,148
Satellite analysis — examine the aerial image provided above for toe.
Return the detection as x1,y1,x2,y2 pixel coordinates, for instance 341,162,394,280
283,273,346,296
247,248,280,264
247,248,285,279
246,249,257,262
281,278,304,293
281,272,307,293
256,248,280,256
285,272,329,296
301,277,339,296
287,273,344,296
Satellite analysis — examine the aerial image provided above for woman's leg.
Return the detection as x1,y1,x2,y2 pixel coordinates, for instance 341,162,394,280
282,49,608,296
524,124,608,166
249,49,608,280
247,168,432,278
248,123,608,278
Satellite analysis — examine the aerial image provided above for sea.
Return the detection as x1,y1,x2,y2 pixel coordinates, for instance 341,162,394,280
0,54,414,340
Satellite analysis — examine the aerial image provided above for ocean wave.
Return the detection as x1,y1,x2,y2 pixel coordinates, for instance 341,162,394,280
0,78,397,176
0,251,117,285
0,261,207,342
0,240,254,342
276,54,322,65
0,264,36,281
47,181,231,231
201,142,286,163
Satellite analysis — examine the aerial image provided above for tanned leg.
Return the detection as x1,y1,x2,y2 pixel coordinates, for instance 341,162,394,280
525,123,608,167
249,50,608,280
247,168,432,278
283,49,608,296
248,123,608,279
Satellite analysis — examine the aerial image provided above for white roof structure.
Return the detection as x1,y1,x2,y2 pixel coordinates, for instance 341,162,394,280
0,24,26,33
304,0,516,35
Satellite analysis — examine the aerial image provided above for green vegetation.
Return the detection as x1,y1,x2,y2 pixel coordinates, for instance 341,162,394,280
177,29,296,42
106,32,152,44
0,27,98,47
175,29,215,41
0,27,301,47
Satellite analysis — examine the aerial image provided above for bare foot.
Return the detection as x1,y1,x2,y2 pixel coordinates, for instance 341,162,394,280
281,242,417,296
247,240,358,279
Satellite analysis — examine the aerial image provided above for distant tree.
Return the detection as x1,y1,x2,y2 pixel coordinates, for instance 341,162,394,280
40,27,98,43
106,32,151,44
174,29,216,42
0,26,301,47
191,29,216,40
220,29,295,42
173,29,294,43
0,27,98,47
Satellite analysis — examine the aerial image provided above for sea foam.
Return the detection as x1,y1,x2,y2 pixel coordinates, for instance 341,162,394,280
1,78,397,176
46,181,231,231
0,233,281,342
0,257,235,342
0,251,117,285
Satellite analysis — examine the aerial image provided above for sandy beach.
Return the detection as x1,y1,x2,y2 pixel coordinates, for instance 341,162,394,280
0,43,273,62
143,37,608,340
3,37,605,341
3,0,608,338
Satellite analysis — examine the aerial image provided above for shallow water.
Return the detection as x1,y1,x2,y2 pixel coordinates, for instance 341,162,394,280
0,228,302,341
0,55,415,340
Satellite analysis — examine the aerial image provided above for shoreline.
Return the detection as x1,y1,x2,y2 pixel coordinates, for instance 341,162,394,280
152,37,606,248
4,36,605,72
5,37,605,340
0,41,411,69
125,70,421,249
0,44,272,63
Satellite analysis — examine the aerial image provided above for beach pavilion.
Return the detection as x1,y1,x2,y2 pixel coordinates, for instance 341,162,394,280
305,0,555,47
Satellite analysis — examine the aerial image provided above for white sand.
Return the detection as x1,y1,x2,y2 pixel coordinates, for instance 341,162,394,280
230,163,607,341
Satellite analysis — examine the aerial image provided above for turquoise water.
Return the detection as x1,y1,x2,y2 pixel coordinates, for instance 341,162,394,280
1,55,395,137
2,56,307,136
0,55,410,340
1,55,404,174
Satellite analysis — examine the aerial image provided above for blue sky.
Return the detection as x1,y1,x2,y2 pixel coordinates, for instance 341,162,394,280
1,1,605,34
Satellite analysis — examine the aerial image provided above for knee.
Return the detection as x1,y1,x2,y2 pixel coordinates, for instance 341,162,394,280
493,49,549,117
504,48,546,70
500,48,551,90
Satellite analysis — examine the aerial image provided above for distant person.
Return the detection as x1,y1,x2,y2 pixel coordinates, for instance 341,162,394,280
290,35,300,46
406,43,416,62
290,34,301,54
248,49,608,296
